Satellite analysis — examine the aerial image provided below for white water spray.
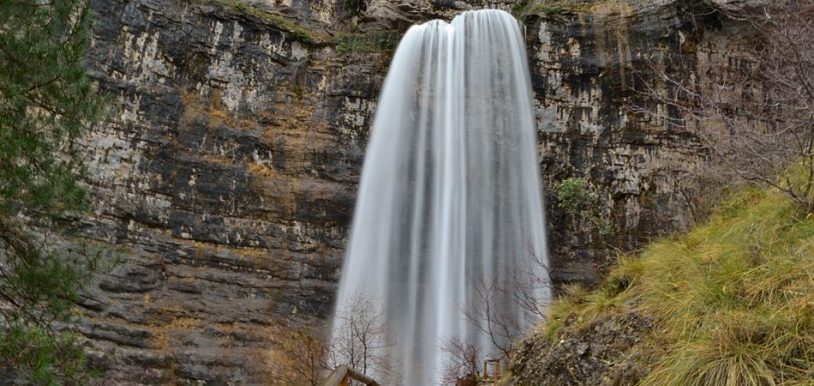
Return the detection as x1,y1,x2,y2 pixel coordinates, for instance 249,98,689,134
331,9,550,385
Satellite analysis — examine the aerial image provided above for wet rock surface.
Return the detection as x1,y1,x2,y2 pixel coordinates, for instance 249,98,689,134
73,0,752,382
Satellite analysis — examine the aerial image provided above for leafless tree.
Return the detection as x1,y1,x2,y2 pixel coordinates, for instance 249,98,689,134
463,278,522,361
275,294,394,386
634,0,814,212
328,292,395,382
275,322,330,386
440,338,482,386
510,240,554,323
455,241,552,381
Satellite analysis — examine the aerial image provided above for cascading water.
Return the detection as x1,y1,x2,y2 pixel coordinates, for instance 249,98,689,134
331,9,550,385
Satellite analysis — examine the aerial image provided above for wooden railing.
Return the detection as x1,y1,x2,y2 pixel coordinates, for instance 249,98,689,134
321,365,380,386
322,359,501,386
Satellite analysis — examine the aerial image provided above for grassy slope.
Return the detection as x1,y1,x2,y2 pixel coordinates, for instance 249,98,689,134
541,186,814,385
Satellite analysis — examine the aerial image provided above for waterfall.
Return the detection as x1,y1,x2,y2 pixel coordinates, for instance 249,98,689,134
331,9,550,385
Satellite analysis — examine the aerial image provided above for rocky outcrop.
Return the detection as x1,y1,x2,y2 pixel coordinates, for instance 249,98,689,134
75,0,754,382
510,311,654,386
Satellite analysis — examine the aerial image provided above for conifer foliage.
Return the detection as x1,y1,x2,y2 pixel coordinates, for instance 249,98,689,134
0,0,107,383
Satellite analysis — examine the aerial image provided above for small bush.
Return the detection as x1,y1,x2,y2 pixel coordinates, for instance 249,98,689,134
554,177,613,236
555,178,596,214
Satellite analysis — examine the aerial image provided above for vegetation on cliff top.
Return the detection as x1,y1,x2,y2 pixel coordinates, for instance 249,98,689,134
511,0,595,20
197,0,401,54
335,31,400,54
196,0,330,44
536,180,814,385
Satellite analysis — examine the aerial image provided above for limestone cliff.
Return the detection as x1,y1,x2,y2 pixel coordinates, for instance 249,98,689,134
80,0,384,382
75,0,749,382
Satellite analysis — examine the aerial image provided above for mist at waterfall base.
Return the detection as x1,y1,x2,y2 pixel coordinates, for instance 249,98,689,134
331,9,550,385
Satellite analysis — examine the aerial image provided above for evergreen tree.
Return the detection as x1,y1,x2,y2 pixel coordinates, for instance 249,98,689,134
0,0,108,383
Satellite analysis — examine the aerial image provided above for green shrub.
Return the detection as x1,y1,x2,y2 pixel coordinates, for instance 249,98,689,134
554,177,613,236
555,177,597,214
0,0,114,382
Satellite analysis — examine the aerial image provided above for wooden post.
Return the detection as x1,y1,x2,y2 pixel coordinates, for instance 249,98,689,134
482,359,501,384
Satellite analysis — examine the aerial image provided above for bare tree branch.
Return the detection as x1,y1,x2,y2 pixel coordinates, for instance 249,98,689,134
632,0,814,212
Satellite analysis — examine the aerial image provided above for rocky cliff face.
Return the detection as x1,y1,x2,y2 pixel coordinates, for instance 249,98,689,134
79,1,385,382
529,0,707,284
76,0,743,382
